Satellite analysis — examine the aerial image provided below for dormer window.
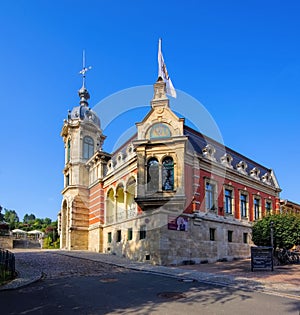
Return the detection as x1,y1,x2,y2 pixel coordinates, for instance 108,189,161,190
236,161,248,175
83,136,94,160
127,144,134,157
262,172,271,185
250,167,260,181
202,144,216,161
220,153,233,168
116,153,123,166
107,160,113,173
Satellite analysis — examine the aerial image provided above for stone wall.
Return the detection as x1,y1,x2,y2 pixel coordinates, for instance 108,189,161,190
0,236,13,249
159,213,252,265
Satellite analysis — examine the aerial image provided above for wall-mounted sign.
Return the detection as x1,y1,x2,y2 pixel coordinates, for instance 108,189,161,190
168,216,188,231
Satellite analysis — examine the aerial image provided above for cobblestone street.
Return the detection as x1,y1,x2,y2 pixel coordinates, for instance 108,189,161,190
12,249,127,280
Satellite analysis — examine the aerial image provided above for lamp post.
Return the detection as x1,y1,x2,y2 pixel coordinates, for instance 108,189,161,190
270,221,274,251
270,221,274,271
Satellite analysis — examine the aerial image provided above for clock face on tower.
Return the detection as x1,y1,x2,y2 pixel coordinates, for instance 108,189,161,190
149,123,171,139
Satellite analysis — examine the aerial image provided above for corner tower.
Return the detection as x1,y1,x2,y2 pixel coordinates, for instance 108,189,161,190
59,61,105,250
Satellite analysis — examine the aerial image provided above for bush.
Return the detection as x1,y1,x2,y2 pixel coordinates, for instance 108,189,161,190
252,213,300,250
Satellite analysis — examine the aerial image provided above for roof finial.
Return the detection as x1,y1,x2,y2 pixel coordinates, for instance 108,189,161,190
79,50,92,89
78,50,91,106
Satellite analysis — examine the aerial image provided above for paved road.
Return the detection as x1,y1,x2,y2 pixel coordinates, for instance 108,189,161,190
0,251,299,315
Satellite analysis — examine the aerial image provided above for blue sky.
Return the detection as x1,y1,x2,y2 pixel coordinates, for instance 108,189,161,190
1,1,299,221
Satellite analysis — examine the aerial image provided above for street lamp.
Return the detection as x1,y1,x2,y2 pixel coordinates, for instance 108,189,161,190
270,221,274,251
270,221,274,271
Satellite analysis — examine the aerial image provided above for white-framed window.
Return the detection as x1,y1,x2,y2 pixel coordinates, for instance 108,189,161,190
240,193,248,218
205,179,217,211
254,197,261,220
224,188,233,215
265,200,272,215
83,136,94,160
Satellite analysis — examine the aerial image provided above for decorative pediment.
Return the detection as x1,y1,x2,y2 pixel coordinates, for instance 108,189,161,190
135,80,184,141
236,161,248,175
261,172,271,185
220,153,233,168
250,167,260,180
202,144,216,161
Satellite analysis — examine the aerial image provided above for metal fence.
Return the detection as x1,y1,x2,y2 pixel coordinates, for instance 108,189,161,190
0,248,15,281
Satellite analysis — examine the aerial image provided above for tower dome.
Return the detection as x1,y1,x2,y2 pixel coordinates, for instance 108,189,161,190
67,53,101,128
68,104,101,128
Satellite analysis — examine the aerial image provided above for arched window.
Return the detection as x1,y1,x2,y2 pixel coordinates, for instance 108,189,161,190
147,158,159,191
106,189,114,224
83,136,94,160
162,157,174,191
116,184,125,221
126,177,137,218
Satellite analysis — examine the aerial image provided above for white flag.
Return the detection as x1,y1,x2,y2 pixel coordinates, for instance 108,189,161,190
158,38,177,98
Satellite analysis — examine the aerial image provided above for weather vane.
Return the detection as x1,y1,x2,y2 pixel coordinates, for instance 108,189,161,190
79,50,92,88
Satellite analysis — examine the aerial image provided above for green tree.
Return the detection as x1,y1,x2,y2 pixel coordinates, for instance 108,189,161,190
23,213,36,224
4,209,19,230
252,213,300,250
0,205,4,222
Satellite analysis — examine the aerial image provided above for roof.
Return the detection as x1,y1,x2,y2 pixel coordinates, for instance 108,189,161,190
184,125,276,185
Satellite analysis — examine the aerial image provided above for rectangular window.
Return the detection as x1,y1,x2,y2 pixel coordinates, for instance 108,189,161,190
266,201,272,215
65,174,70,187
139,225,146,240
240,194,247,218
224,189,233,214
117,230,121,242
127,228,133,241
209,228,215,241
206,182,216,211
243,233,248,244
107,232,112,243
254,198,260,220
228,230,233,242
67,140,71,162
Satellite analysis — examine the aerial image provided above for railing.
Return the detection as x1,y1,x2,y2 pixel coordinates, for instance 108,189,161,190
0,248,15,282
128,207,137,219
106,206,137,224
116,208,126,221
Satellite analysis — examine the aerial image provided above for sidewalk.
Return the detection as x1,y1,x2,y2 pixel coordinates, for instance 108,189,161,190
1,249,300,299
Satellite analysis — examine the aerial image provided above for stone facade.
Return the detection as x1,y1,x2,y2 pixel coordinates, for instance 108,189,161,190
0,236,13,249
58,76,281,265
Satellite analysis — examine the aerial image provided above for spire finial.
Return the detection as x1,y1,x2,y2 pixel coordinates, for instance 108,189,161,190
78,50,91,106
79,50,92,88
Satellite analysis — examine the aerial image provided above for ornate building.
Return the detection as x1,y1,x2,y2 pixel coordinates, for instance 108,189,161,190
58,74,281,265
279,199,300,214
